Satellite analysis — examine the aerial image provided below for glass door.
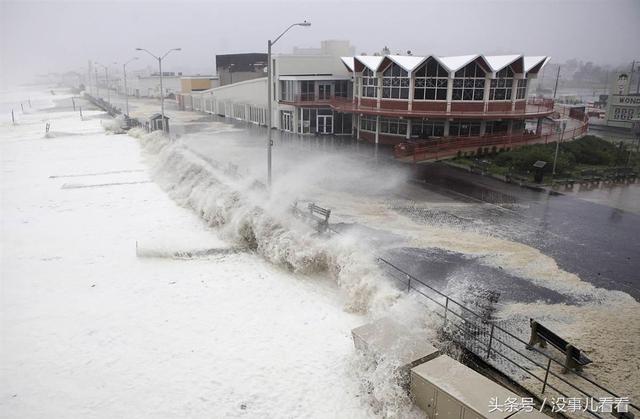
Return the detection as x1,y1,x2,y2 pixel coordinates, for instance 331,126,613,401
317,115,333,134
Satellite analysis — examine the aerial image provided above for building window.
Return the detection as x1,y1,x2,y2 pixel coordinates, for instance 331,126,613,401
449,121,481,136
414,59,448,100
516,79,527,100
334,80,349,98
362,68,378,98
412,119,445,138
490,67,514,100
452,62,485,101
380,117,408,135
485,120,509,134
281,110,293,131
382,63,409,99
280,80,295,101
301,81,314,101
360,115,377,132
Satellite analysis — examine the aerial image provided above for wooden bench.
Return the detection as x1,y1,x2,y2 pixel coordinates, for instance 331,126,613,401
291,201,331,233
526,319,592,373
307,203,331,233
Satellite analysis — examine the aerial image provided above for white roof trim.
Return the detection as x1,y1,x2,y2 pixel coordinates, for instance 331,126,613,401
437,55,480,73
524,56,549,73
354,55,384,72
385,55,425,73
340,56,355,72
279,75,352,81
485,55,523,73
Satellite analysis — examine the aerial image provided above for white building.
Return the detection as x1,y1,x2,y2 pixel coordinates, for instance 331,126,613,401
126,73,182,98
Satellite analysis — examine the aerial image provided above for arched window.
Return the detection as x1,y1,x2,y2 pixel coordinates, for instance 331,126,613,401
382,63,409,99
414,59,448,100
361,68,378,98
490,67,514,100
452,62,485,101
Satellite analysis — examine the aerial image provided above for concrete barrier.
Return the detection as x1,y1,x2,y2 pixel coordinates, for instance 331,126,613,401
411,355,548,419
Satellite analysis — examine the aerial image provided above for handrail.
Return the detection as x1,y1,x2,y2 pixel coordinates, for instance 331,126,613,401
325,219,637,418
278,95,555,119
376,255,638,416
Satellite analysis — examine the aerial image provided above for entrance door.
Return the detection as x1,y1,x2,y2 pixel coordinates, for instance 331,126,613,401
318,83,331,100
317,115,333,134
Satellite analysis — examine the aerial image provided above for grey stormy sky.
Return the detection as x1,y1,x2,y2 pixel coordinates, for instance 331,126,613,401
1,0,639,86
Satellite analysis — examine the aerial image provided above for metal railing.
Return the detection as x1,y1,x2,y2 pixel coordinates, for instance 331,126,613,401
279,96,555,119
375,256,638,419
403,122,589,162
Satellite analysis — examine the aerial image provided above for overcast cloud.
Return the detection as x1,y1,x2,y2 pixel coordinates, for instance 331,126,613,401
1,0,639,87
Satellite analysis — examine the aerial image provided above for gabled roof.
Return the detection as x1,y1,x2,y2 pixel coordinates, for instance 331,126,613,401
385,55,425,72
524,56,549,73
437,55,480,72
340,56,355,72
346,54,549,76
354,55,384,72
484,55,522,72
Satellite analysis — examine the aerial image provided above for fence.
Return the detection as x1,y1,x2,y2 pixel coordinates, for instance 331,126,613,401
405,122,589,162
375,256,638,419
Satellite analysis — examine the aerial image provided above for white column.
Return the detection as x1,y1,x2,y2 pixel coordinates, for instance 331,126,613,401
408,72,414,111
480,121,487,136
375,115,380,143
406,119,412,139
484,74,492,112
511,77,519,111
446,75,453,113
444,120,450,136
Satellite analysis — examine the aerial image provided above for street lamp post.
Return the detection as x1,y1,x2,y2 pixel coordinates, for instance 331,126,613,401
552,119,567,176
122,57,138,116
94,67,100,97
266,20,311,187
95,62,111,103
135,47,181,133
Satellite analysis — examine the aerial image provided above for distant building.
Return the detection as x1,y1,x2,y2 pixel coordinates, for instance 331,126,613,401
216,53,267,86
604,73,640,129
292,40,355,57
126,74,182,98
180,76,219,94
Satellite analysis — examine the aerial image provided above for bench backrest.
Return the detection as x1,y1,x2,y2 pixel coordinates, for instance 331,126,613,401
308,203,331,221
533,320,569,352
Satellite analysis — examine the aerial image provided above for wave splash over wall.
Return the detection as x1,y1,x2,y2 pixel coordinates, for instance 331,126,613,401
131,128,402,315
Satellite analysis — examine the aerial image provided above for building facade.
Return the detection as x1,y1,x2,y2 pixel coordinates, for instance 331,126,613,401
216,53,268,86
180,53,553,147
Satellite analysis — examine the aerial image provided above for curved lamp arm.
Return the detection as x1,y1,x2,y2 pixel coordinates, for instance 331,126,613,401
272,21,311,46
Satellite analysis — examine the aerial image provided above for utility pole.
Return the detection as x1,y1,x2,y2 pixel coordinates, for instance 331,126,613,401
136,47,181,132
553,65,561,100
552,119,567,176
122,57,138,116
266,20,312,187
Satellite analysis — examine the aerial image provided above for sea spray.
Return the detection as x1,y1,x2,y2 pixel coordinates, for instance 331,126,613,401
132,128,403,315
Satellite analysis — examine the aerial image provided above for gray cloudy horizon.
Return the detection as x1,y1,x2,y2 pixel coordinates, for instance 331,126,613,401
1,0,639,87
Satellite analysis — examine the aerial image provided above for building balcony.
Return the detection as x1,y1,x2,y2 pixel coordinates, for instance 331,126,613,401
394,118,589,162
278,96,555,120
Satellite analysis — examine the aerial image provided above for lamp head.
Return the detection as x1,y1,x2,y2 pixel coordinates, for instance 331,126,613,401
135,48,143,51
298,20,311,27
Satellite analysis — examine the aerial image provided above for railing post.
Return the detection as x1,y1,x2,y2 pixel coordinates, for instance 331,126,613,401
486,323,495,358
407,274,411,292
541,358,552,394
444,297,449,325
